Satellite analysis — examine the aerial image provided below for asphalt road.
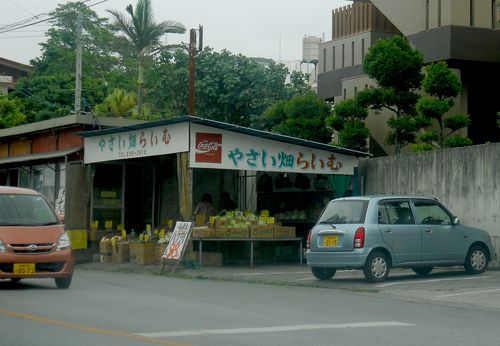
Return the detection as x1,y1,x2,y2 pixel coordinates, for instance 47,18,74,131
1,266,500,346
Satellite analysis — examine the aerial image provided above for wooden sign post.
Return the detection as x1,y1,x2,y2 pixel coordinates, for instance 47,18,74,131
160,221,193,274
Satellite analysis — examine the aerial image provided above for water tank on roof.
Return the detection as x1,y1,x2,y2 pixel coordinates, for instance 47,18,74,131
302,36,322,63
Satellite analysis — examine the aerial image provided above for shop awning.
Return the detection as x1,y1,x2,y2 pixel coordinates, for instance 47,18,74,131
0,147,82,165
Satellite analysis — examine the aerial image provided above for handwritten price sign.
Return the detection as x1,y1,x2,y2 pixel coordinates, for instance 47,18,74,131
162,221,193,261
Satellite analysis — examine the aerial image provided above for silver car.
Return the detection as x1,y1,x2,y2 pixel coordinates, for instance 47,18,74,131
306,196,494,283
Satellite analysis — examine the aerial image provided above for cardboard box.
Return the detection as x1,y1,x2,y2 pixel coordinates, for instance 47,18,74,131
250,225,274,238
199,252,223,267
112,242,130,263
67,229,88,250
215,227,249,238
155,243,168,264
192,226,217,238
100,254,113,263
99,238,112,255
130,243,156,265
273,226,296,238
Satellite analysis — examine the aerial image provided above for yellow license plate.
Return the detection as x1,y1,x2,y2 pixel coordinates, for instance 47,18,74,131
13,263,35,275
323,235,339,247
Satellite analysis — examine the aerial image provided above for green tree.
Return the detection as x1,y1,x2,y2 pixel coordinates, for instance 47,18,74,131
263,92,332,143
360,36,425,154
0,96,27,128
107,0,186,117
94,89,136,117
415,62,471,150
146,48,310,125
327,98,369,151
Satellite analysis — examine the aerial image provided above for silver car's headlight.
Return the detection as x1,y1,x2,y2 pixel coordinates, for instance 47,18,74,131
0,240,5,252
56,232,71,251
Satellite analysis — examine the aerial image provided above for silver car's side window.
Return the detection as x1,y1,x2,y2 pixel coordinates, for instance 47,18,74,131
414,201,452,225
378,201,414,225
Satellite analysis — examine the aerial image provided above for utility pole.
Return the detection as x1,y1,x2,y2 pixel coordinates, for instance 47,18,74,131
187,25,203,116
74,12,83,116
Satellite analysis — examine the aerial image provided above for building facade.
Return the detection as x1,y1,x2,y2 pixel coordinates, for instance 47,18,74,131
318,0,500,155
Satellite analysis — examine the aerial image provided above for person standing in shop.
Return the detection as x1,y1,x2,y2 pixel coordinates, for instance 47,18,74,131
194,193,216,224
219,191,237,212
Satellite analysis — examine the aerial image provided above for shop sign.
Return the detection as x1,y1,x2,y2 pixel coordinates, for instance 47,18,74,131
161,221,193,261
84,122,189,163
189,124,358,175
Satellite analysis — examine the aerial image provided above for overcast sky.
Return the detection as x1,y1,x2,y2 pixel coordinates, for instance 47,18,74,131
0,0,350,65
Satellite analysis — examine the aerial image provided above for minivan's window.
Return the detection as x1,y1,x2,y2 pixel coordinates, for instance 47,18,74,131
0,194,58,226
378,201,414,225
413,200,452,225
318,200,368,224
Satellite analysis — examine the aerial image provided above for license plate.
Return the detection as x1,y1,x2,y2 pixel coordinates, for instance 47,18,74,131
323,235,339,247
13,263,35,275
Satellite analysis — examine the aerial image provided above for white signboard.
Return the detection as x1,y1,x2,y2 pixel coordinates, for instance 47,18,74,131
84,122,189,164
162,221,193,261
189,124,358,175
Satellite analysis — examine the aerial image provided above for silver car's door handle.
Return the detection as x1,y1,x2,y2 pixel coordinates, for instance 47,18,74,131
384,228,392,233
425,228,432,233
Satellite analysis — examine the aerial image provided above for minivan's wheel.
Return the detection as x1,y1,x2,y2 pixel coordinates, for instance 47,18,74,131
364,251,390,283
55,276,72,289
465,245,488,274
412,266,433,276
10,278,21,283
311,267,336,280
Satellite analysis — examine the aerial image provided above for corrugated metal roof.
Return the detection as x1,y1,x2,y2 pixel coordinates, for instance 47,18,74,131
0,147,82,165
80,115,370,157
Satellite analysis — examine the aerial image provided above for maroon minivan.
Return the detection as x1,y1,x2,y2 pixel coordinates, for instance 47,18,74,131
0,186,74,288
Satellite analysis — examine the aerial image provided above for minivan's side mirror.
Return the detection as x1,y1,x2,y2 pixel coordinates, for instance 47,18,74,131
57,214,65,224
452,216,460,225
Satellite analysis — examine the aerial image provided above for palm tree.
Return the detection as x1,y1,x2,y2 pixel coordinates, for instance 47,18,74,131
107,0,185,118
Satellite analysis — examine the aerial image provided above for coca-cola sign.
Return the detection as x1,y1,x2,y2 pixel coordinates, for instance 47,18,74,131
195,132,222,163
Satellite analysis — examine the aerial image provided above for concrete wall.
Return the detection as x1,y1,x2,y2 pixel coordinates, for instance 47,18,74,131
359,143,500,267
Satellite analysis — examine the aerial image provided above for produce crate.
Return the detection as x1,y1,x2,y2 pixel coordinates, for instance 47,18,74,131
192,226,217,238
249,225,274,238
112,242,130,263
99,238,112,256
273,226,296,238
215,227,249,238
130,243,156,265
67,229,88,250
155,243,168,264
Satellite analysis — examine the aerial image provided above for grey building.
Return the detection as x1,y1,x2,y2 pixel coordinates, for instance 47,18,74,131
318,0,500,155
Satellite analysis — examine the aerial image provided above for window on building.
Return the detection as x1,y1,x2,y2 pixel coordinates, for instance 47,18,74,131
351,41,355,66
470,0,475,26
333,46,336,70
342,44,345,68
354,86,358,95
323,48,327,72
343,88,347,100
361,39,365,62
426,0,430,30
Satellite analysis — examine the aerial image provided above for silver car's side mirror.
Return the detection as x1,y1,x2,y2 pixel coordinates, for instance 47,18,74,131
453,216,460,225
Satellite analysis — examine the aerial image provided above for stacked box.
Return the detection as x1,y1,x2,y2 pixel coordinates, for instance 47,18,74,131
67,229,88,250
249,225,274,238
112,242,130,263
186,251,223,267
130,243,156,265
215,227,249,238
273,225,296,238
192,226,217,238
155,243,168,264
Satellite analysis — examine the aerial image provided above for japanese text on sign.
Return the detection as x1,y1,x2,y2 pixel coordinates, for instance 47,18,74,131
97,128,171,159
227,148,342,171
162,222,193,261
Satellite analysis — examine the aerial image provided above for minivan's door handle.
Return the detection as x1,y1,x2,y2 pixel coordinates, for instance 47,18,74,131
425,228,432,233
384,228,392,234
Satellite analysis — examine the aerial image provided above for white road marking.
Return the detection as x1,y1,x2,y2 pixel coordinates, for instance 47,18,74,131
376,275,491,288
135,321,414,338
437,288,500,298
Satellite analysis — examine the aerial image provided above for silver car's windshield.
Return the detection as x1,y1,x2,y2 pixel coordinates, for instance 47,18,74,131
0,194,59,226
318,200,368,224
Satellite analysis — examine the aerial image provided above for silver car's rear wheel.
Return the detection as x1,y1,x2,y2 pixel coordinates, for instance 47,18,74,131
364,251,390,283
465,245,488,274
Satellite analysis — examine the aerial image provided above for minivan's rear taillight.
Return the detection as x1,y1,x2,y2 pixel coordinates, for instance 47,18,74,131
306,230,312,249
354,227,365,248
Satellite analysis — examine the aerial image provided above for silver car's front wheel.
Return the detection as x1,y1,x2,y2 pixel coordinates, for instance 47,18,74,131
364,251,390,283
465,245,488,274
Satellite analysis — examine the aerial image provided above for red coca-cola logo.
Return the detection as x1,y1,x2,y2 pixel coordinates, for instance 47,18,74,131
195,133,222,163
